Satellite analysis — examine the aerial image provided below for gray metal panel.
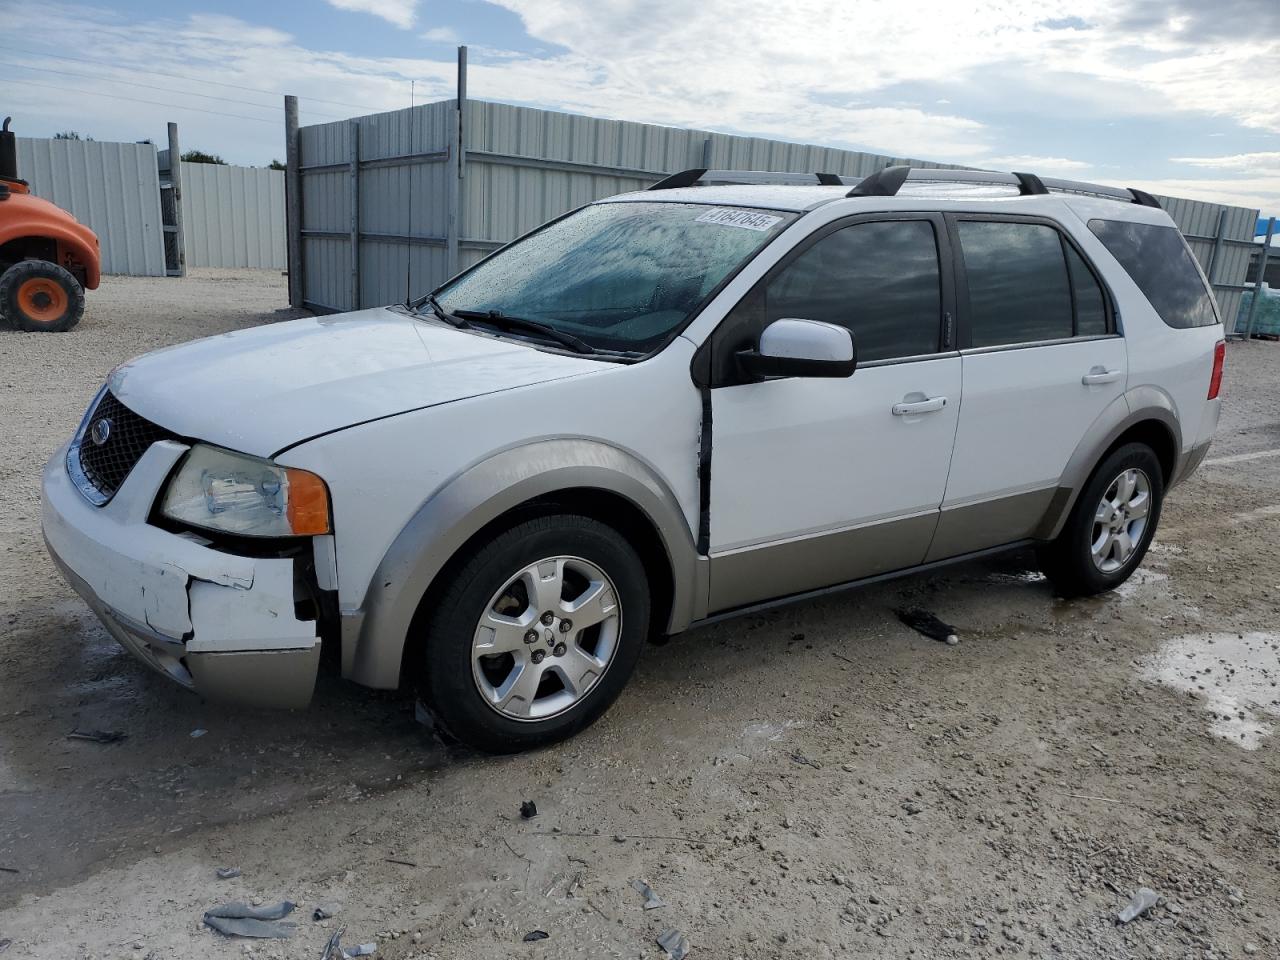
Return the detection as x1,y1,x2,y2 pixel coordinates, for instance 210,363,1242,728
16,137,166,277
179,162,286,269
297,103,452,310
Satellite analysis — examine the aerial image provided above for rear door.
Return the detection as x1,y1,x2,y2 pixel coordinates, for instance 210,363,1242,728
929,215,1127,560
705,214,963,611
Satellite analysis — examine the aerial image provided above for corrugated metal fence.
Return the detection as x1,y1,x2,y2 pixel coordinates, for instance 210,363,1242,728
293,97,1261,328
17,137,167,276
178,161,286,270
292,99,970,314
18,137,285,276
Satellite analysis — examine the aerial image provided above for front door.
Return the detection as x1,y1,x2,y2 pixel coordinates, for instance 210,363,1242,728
705,215,962,612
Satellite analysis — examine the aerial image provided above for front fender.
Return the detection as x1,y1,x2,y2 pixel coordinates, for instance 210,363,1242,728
345,438,699,689
0,207,101,289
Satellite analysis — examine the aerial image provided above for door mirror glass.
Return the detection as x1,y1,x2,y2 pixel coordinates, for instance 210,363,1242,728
736,317,857,380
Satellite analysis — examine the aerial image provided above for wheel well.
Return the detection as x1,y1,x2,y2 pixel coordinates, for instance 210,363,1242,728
1104,419,1177,484
0,236,57,272
400,487,676,687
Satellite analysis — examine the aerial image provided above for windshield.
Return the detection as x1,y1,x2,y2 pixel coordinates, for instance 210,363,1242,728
430,201,794,354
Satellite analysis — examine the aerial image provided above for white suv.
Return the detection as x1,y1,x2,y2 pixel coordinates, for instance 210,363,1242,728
42,166,1224,752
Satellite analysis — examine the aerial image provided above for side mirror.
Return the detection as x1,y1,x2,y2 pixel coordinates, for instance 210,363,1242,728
736,318,857,381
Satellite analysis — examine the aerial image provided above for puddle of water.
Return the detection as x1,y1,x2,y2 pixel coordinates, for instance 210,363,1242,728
985,569,1047,585
1115,567,1169,599
1140,632,1280,750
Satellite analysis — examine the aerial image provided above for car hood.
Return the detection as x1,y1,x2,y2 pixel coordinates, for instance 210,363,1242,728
110,307,606,457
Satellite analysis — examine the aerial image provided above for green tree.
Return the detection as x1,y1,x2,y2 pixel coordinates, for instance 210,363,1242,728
53,131,93,140
268,159,286,171
181,149,226,164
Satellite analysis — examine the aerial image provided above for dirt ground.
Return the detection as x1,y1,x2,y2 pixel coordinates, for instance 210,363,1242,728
1,269,1278,960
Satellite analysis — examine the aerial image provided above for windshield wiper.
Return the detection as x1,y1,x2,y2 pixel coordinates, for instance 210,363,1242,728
452,309,596,355
421,294,471,329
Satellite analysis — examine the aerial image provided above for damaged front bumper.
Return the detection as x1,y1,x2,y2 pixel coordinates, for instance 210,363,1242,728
41,439,321,708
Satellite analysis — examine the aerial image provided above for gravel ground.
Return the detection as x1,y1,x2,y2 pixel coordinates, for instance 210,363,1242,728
1,270,1278,959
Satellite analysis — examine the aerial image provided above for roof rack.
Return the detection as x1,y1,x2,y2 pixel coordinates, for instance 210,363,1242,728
646,165,1160,209
848,165,1161,208
648,168,849,190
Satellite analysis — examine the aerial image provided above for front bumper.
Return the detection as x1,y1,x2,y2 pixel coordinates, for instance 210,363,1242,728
42,439,321,708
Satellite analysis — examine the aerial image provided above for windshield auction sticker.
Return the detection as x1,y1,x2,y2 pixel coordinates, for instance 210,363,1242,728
695,208,784,232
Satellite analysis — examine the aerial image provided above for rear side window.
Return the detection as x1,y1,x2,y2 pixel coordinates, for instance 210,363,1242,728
1066,245,1108,336
1088,219,1218,329
957,221,1072,347
765,219,942,362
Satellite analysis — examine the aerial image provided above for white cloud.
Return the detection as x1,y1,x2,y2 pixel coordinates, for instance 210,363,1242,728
1171,152,1280,174
5,0,1280,211
979,155,1093,174
326,0,417,29
421,26,460,43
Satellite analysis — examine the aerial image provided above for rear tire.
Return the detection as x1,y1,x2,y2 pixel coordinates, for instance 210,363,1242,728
0,259,85,332
1037,442,1164,597
416,514,649,753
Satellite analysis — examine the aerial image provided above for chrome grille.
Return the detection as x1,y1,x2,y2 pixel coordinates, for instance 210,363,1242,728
68,391,176,505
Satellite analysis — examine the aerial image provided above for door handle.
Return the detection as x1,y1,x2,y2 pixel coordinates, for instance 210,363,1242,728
892,396,947,416
1081,368,1121,386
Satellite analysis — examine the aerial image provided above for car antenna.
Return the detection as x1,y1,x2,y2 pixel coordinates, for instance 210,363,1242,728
404,79,416,306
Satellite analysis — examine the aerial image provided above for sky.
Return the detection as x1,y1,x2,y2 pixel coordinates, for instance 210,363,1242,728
3,0,1279,215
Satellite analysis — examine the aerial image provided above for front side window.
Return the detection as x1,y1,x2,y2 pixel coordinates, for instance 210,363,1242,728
1088,219,1218,329
764,219,943,362
957,221,1073,347
433,201,794,354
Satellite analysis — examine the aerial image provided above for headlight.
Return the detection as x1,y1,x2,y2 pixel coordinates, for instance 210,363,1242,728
160,444,330,537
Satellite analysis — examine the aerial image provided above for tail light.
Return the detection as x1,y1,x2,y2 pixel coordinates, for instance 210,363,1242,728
1208,340,1225,400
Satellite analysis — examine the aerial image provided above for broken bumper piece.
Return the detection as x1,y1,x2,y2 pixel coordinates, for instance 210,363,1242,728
41,439,321,709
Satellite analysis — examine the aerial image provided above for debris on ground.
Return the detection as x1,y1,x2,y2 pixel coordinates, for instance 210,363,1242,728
895,608,959,645
344,943,376,956
656,928,690,959
1115,887,1160,924
314,904,339,921
522,930,550,941
0,866,18,874
384,858,417,867
520,800,538,820
0,938,11,953
190,728,207,738
215,867,241,879
320,927,346,960
790,750,821,769
203,900,297,939
65,729,127,744
631,878,667,910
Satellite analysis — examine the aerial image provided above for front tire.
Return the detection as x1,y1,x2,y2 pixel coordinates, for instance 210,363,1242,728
1037,442,1164,597
417,515,650,753
0,260,85,332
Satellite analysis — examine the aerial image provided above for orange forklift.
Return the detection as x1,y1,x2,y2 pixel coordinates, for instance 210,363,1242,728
0,117,99,331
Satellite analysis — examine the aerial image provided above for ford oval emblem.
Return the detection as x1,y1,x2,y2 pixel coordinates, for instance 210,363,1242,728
91,418,112,447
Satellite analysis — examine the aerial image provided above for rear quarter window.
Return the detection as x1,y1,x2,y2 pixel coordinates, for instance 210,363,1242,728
1088,219,1219,329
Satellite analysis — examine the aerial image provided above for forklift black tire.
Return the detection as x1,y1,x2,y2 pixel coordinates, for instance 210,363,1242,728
0,259,85,332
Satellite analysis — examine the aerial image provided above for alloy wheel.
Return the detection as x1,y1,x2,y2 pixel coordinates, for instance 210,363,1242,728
470,556,622,721
1090,467,1152,573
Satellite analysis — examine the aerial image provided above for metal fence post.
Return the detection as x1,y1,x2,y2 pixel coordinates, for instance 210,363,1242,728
1206,209,1227,286
445,46,467,278
1244,216,1275,340
284,95,303,309
166,122,186,277
349,120,360,310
